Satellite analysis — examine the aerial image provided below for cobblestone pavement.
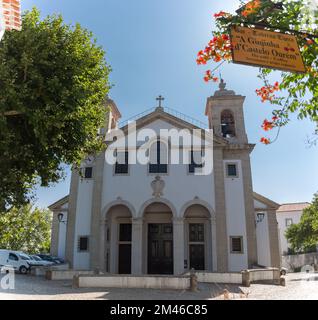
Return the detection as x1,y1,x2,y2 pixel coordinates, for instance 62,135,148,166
0,273,317,300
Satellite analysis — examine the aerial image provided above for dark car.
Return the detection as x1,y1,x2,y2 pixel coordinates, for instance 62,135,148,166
37,254,65,264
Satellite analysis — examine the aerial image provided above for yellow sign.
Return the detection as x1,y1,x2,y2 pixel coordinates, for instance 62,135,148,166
230,26,306,73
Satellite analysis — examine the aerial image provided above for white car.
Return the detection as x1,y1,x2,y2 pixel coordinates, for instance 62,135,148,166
0,250,31,274
29,255,54,267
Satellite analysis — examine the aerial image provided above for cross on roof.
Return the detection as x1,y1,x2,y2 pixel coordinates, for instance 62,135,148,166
156,95,165,108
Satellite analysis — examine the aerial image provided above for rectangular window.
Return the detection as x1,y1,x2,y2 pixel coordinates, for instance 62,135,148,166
115,151,129,174
78,236,89,252
230,236,243,253
189,150,203,174
84,167,93,179
119,224,132,242
285,218,293,227
227,164,237,177
149,141,168,174
189,224,205,242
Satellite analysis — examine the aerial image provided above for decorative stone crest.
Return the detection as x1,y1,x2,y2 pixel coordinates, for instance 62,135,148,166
151,176,165,198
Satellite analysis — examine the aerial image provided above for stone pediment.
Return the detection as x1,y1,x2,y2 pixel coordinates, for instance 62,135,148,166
253,192,280,211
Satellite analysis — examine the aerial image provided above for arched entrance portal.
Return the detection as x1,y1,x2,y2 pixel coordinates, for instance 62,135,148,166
105,205,132,274
184,204,212,271
142,202,173,275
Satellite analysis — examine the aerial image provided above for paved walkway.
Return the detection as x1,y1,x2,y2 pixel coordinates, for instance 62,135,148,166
0,273,317,300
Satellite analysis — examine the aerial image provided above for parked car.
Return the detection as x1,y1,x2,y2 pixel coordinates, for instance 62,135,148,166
37,254,65,264
28,255,54,267
0,250,31,274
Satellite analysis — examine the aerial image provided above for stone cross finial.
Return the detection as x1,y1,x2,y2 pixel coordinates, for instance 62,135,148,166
156,95,165,108
219,78,226,91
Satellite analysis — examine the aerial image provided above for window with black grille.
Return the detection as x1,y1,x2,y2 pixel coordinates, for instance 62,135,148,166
78,236,89,252
84,167,93,179
115,151,129,174
227,164,237,177
149,140,168,174
230,236,243,253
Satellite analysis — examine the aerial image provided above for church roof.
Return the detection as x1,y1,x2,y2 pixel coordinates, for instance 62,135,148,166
119,106,208,130
48,195,69,211
106,98,122,119
118,106,230,146
253,192,280,210
277,202,310,212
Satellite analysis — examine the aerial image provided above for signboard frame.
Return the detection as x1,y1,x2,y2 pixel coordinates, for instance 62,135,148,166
230,25,306,74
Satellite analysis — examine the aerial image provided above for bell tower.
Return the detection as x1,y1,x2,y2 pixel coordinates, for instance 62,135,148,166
205,79,248,144
206,79,258,270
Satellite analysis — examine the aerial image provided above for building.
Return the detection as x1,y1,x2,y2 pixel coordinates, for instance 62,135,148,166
276,202,310,255
49,80,281,274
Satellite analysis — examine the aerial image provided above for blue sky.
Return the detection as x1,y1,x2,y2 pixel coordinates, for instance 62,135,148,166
22,0,318,207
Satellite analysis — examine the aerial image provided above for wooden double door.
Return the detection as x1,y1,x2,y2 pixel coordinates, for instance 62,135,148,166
148,223,173,274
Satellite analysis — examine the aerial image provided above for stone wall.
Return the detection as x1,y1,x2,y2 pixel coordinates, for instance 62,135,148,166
184,271,242,284
74,275,190,290
282,253,318,271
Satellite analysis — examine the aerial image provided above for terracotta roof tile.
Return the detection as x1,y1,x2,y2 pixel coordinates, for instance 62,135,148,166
277,202,310,212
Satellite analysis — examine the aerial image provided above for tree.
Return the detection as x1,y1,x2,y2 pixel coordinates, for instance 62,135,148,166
198,0,318,144
0,205,52,253
285,193,318,253
0,8,111,209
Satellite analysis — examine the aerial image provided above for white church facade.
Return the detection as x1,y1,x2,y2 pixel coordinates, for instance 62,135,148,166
49,81,281,274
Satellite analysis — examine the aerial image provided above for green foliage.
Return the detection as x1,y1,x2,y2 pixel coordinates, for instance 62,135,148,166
285,193,318,253
214,0,318,133
0,8,111,209
0,204,52,253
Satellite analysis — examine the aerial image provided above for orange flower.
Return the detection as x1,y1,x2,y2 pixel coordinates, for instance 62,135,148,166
213,11,228,18
222,34,229,41
306,39,314,45
241,10,249,17
196,34,232,67
256,82,280,102
203,71,219,83
274,81,280,91
241,0,261,17
260,137,271,145
261,119,275,131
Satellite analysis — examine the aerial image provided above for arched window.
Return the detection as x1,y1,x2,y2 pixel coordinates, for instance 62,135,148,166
221,110,236,138
149,140,168,174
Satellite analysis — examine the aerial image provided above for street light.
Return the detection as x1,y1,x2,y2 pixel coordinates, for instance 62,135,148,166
256,212,265,224
57,213,65,224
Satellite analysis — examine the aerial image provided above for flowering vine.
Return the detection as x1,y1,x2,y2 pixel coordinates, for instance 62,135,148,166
255,81,280,103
